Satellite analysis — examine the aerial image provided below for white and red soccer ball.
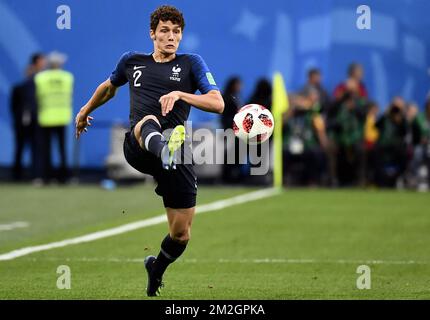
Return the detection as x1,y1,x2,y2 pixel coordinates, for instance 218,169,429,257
232,104,274,144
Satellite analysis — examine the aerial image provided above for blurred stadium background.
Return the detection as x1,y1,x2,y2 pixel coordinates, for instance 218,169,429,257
1,0,430,299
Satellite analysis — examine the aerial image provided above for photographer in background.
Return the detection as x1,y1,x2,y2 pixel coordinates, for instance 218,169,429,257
283,88,328,186
326,64,368,187
405,101,430,190
374,97,408,187
299,68,331,115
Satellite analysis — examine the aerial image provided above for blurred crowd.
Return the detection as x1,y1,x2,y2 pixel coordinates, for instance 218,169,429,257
9,52,74,185
221,64,430,190
8,53,430,190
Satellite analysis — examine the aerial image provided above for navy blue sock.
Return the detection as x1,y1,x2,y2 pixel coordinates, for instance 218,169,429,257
151,234,187,279
140,119,165,157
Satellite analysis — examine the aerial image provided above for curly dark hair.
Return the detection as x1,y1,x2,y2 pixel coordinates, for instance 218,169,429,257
150,5,185,31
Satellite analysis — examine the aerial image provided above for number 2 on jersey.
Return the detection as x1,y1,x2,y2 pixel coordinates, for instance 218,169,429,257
133,70,142,87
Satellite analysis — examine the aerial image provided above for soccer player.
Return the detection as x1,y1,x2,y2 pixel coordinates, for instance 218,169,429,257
75,5,224,296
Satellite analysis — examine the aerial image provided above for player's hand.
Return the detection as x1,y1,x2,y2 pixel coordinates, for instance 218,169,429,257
159,91,181,116
75,108,93,139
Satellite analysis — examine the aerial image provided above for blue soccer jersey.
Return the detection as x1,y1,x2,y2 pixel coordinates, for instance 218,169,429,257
110,52,219,129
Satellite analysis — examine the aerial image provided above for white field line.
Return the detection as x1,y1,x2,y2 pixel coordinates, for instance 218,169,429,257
21,257,430,266
0,188,281,261
0,221,29,231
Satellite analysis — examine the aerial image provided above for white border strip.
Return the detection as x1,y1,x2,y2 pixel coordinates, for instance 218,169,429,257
0,188,280,261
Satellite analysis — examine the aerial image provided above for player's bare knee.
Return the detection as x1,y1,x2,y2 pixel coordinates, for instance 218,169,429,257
141,115,161,126
133,115,161,148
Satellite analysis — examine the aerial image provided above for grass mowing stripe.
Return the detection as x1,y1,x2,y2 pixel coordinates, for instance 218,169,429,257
0,188,280,261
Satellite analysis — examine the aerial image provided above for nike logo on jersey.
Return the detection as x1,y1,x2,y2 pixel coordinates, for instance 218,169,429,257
133,65,146,70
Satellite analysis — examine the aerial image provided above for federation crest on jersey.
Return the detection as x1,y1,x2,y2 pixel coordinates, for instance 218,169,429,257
170,65,182,82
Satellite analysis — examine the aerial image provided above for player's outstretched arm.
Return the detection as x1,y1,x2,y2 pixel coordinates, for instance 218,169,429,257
75,79,118,139
159,90,224,116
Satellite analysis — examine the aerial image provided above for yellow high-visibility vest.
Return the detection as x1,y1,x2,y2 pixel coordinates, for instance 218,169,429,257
364,114,379,144
35,69,74,127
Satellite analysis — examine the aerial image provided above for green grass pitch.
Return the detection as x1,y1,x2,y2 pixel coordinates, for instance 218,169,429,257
0,183,429,299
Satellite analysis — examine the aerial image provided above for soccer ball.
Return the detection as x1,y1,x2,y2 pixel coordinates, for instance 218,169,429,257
232,104,274,144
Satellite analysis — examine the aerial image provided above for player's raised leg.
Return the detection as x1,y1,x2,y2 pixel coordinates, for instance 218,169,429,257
134,115,165,157
145,207,195,296
133,115,185,170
